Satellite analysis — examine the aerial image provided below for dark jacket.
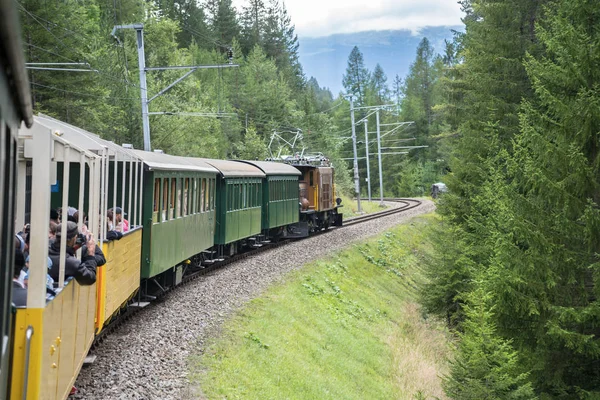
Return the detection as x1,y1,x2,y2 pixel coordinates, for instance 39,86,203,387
48,241,97,285
12,281,27,307
81,244,107,267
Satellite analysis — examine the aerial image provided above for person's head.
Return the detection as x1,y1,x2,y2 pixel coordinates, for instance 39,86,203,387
106,210,115,229
49,221,58,239
14,249,25,279
67,207,78,223
50,208,59,223
55,221,83,250
114,207,125,223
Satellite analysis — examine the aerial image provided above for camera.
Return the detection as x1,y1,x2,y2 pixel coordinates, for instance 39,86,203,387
75,233,87,246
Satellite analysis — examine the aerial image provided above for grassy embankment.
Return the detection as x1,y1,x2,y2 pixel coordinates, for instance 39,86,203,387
191,214,449,400
339,194,386,217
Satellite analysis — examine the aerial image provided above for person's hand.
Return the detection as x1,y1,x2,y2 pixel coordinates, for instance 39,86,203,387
86,235,96,256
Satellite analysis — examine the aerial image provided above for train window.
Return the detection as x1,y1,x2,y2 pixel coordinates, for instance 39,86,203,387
309,171,314,186
183,178,189,216
243,183,247,209
205,179,210,211
232,184,236,210
176,179,182,218
153,178,160,223
170,179,176,219
162,178,168,222
226,183,230,211
192,178,197,214
198,178,202,213
200,178,205,212
211,179,215,210
257,182,261,205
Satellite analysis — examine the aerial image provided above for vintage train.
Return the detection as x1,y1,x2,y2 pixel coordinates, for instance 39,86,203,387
1,1,342,398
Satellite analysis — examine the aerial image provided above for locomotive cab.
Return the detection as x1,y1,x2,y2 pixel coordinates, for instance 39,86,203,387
275,154,343,233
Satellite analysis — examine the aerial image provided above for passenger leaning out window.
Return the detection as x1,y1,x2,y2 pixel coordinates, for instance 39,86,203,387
48,221,97,286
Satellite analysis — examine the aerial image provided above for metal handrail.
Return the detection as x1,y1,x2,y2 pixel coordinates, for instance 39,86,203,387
22,326,34,400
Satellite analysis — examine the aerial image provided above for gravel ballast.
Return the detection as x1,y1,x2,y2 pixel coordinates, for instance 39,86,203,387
74,199,435,399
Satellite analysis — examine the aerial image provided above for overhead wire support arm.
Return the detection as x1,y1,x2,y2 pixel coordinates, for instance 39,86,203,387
148,112,237,117
112,23,239,151
145,64,239,71
25,67,98,72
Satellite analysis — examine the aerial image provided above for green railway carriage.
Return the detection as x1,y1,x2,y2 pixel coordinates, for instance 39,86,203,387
237,161,301,232
203,159,265,248
132,150,219,280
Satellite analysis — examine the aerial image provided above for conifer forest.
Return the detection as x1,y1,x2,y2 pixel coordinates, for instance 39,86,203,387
19,0,600,397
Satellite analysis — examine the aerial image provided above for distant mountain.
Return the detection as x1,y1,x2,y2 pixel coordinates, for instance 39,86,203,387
297,26,463,95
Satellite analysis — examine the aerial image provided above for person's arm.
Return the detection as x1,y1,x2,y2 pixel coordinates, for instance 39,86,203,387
75,257,97,285
93,245,106,266
74,236,98,285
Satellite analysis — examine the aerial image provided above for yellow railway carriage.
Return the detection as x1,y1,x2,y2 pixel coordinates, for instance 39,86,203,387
30,115,145,335
11,116,145,399
11,119,101,400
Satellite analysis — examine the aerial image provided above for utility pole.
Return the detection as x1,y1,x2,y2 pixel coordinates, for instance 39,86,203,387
363,120,371,202
112,24,238,152
347,95,362,213
136,26,151,152
376,109,384,206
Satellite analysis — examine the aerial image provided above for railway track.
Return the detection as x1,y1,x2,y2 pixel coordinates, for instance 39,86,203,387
343,198,423,226
92,198,424,346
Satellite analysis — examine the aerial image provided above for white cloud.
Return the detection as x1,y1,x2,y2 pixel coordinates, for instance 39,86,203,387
232,0,463,37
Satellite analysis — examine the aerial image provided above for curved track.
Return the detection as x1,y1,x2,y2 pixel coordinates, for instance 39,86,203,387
343,198,423,226
92,198,424,346
76,198,434,399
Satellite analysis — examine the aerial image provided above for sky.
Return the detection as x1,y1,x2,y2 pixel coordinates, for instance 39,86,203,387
232,0,464,38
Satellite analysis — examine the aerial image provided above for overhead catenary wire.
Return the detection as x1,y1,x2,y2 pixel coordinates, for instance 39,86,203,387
20,5,145,92
31,82,140,101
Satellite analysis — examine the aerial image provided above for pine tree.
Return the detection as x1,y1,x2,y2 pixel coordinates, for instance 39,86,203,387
400,38,438,130
240,0,266,54
342,46,370,106
206,0,240,50
371,63,389,104
444,288,536,400
392,74,403,108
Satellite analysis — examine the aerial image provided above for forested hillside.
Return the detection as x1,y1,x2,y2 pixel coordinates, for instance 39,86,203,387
420,0,600,397
20,0,444,198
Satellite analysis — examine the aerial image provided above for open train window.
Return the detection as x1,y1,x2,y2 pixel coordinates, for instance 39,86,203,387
153,178,160,223
162,178,168,222
204,179,209,211
169,179,175,219
211,179,215,210
309,171,314,186
200,178,206,212
192,178,197,214
183,178,189,216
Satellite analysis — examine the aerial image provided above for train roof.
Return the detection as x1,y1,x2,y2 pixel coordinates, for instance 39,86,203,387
34,114,142,161
235,160,301,176
1,0,33,127
202,159,266,178
131,150,219,173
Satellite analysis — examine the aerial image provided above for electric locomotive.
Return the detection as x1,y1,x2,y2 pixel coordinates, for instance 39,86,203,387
271,153,343,234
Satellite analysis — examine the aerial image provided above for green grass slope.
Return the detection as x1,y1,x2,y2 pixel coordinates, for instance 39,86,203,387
191,214,448,400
